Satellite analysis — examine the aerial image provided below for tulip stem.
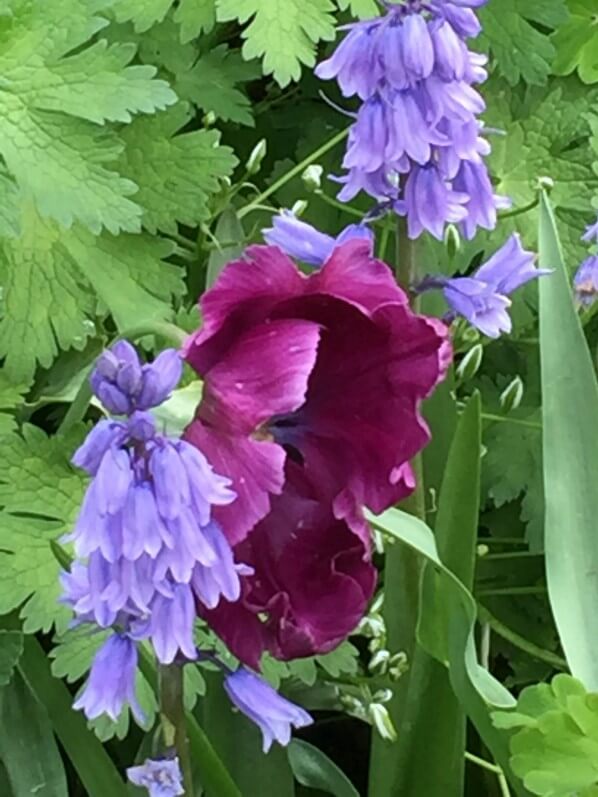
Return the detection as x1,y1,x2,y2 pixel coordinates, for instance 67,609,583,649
159,663,194,796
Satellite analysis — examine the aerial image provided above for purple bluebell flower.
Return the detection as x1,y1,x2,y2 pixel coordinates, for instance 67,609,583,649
419,234,547,337
452,160,511,240
63,342,248,720
316,0,502,240
224,668,313,752
127,758,184,797
263,210,373,266
443,278,513,337
582,218,598,243
403,164,468,240
73,633,143,722
574,255,598,307
90,342,182,415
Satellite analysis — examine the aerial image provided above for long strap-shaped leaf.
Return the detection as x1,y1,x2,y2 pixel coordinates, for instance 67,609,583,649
368,436,532,797
538,190,598,689
17,635,128,797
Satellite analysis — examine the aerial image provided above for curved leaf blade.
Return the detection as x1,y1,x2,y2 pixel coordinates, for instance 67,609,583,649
538,190,598,689
288,739,359,797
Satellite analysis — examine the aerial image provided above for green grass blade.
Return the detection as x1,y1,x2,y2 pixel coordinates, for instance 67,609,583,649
383,393,480,796
0,670,68,797
17,635,128,797
538,190,598,689
368,503,531,796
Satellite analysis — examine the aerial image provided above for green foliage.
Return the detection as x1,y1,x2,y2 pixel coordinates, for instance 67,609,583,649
0,0,175,233
216,0,336,86
0,424,86,633
482,415,544,550
553,1,598,84
493,675,598,796
0,671,68,797
288,740,360,797
0,631,23,687
117,103,237,233
487,79,598,266
479,0,569,85
539,191,598,691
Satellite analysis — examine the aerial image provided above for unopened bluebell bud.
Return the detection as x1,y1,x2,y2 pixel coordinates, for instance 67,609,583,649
246,139,267,175
444,224,461,259
456,344,483,382
302,165,324,192
499,376,524,413
369,703,397,742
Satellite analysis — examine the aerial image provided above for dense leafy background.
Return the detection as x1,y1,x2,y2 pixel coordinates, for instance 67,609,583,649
0,0,597,795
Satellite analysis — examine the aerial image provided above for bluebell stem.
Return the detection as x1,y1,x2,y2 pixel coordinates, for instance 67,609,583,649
316,0,509,240
62,342,248,722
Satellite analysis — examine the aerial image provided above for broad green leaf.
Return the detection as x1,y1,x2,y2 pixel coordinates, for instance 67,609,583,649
493,675,598,796
482,412,544,551
16,632,129,797
553,0,598,85
0,0,175,233
118,103,237,234
538,190,598,690
0,631,23,687
216,0,336,86
0,671,68,797
0,515,72,634
197,671,295,797
175,0,217,41
288,739,359,797
479,0,569,86
112,0,174,31
0,206,183,381
0,424,86,632
335,0,379,17
176,47,260,126
0,374,28,434
487,80,598,267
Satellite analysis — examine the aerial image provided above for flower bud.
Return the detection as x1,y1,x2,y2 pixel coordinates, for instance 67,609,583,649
456,343,483,382
368,649,390,676
302,165,324,192
368,703,397,742
444,224,461,259
499,376,524,413
246,139,267,175
388,652,409,681
291,199,308,217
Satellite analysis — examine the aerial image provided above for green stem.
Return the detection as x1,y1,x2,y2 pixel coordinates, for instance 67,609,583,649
238,128,349,219
368,217,425,797
159,664,194,796
477,604,568,670
313,190,368,220
498,198,539,221
481,412,542,430
57,321,188,435
465,752,511,797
